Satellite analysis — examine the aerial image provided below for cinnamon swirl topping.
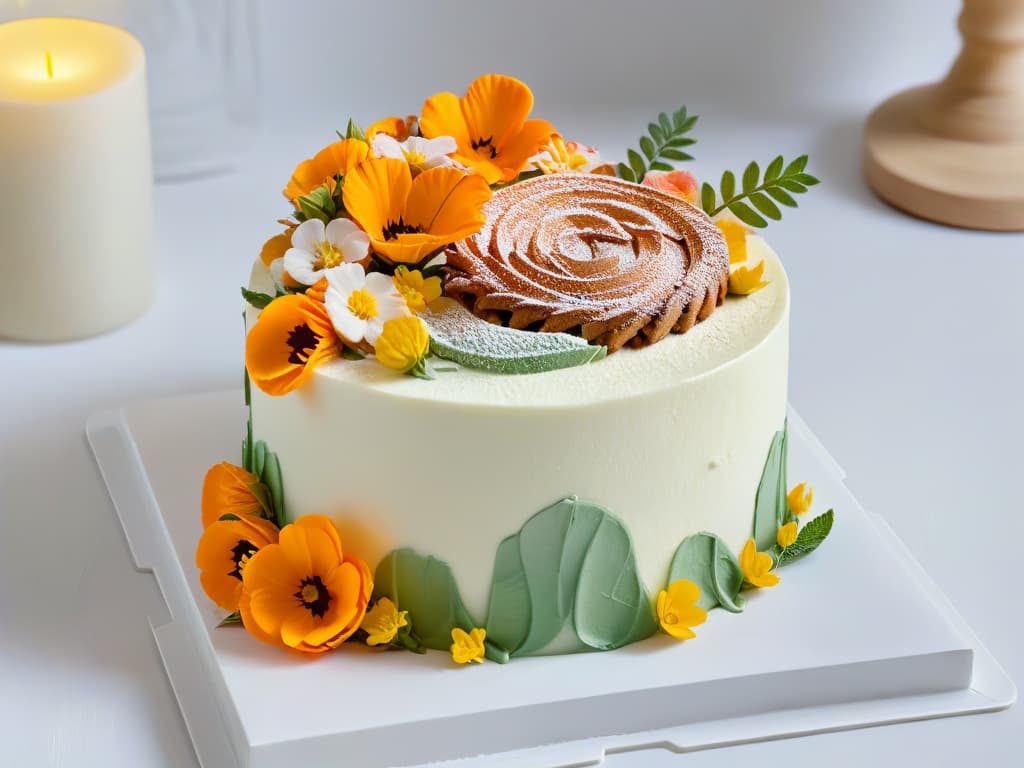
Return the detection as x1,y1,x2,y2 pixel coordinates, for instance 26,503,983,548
445,173,730,352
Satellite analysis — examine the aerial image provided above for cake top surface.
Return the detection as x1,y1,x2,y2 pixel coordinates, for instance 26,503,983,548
248,235,787,408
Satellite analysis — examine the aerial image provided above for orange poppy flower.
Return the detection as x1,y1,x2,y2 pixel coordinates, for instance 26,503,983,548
245,294,338,396
420,74,556,184
365,114,418,143
283,138,369,204
238,514,373,654
343,157,491,264
196,514,279,613
201,462,264,528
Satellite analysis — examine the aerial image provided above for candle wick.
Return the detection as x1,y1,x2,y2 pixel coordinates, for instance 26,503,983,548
45,51,54,80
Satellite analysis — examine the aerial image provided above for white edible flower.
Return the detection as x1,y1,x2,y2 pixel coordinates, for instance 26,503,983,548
283,218,370,286
324,263,410,345
372,134,458,175
531,136,603,174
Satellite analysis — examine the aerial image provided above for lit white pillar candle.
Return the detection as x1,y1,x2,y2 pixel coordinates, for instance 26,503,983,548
0,17,153,341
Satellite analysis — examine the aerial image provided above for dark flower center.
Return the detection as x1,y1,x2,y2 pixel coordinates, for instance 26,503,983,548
286,322,320,365
472,135,497,159
382,216,423,241
294,575,331,618
228,539,257,580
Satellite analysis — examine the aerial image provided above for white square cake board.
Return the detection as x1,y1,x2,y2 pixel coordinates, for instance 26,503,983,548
86,392,1015,768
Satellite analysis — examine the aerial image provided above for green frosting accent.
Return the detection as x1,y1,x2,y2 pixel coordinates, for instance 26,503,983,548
753,425,788,551
483,497,657,658
372,548,477,653
773,509,834,567
424,298,607,375
667,533,746,613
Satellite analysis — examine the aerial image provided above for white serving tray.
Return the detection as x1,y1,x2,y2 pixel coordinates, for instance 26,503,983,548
86,392,1015,768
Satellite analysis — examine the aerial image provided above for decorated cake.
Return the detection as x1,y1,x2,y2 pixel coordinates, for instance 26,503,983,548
197,74,831,663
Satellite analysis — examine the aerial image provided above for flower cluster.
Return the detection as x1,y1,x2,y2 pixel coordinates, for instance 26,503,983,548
246,73,583,396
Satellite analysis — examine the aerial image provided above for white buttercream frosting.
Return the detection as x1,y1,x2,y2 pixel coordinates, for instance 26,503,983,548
247,236,789,620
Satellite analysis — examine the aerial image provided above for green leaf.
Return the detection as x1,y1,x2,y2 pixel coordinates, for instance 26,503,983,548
648,122,665,144
649,161,674,172
764,155,784,182
794,173,820,186
639,135,657,161
483,497,656,658
700,182,716,213
728,200,768,228
296,184,335,224
424,298,607,375
753,427,788,551
721,170,736,201
766,186,798,207
627,148,646,180
217,513,242,522
241,287,274,310
749,192,782,221
658,112,672,135
667,533,746,613
373,548,477,652
260,447,286,528
660,148,693,162
341,347,366,360
218,612,242,627
252,440,266,480
742,161,760,193
774,509,834,567
616,161,635,182
784,155,808,175
778,179,808,194
345,117,366,142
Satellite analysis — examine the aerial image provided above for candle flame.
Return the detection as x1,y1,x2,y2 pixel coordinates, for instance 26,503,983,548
45,51,53,80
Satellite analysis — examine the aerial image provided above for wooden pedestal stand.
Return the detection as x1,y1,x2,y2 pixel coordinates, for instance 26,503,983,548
864,0,1024,230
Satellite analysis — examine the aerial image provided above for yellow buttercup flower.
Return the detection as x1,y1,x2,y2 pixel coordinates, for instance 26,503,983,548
360,597,409,646
728,260,769,296
715,219,751,266
420,73,556,184
450,627,486,664
393,266,442,313
788,482,814,516
374,316,431,374
656,579,708,640
777,521,798,549
740,539,780,588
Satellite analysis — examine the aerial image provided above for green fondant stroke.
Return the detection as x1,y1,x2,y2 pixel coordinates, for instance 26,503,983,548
424,299,607,375
667,533,745,613
372,548,477,653
752,425,788,551
483,497,657,658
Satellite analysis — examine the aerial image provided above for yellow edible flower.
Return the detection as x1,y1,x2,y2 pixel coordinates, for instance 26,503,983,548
777,521,798,549
740,539,780,588
788,482,814,516
728,260,769,295
716,219,752,266
450,627,486,665
374,316,431,374
656,579,708,640
392,266,442,313
360,597,409,646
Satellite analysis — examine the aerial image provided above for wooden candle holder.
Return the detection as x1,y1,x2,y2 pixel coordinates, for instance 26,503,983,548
864,0,1024,231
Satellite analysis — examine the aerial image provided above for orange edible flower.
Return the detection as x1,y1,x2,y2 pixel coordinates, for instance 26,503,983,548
366,114,418,143
259,229,293,268
245,294,338,396
420,74,555,184
238,515,373,654
196,514,279,613
642,170,699,205
343,157,491,264
201,461,264,528
283,138,369,204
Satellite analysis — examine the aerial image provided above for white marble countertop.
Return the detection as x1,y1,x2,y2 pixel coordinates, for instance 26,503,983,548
2,0,1022,765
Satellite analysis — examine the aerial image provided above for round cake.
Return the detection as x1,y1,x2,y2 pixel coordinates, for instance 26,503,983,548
245,234,788,623
198,74,826,662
